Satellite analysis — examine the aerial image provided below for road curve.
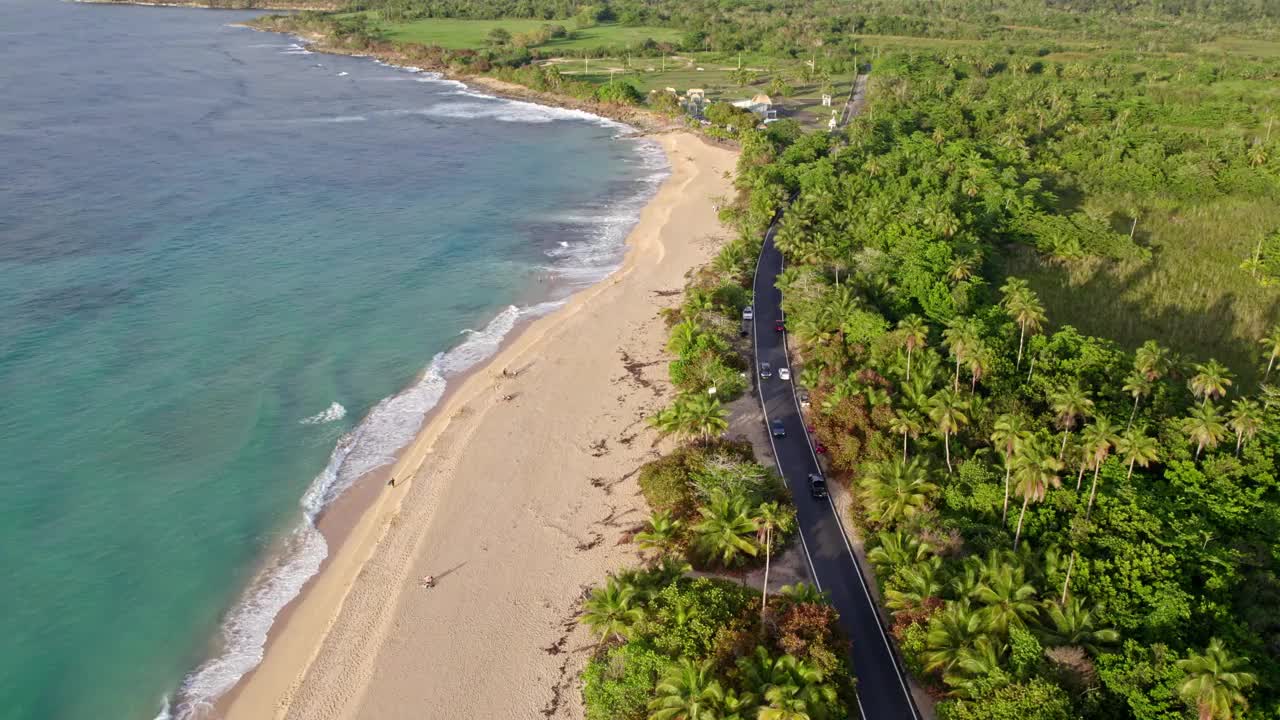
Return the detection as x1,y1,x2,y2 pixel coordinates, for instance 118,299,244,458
751,220,921,720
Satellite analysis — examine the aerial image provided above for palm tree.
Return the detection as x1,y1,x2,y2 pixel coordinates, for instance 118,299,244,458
1180,404,1229,460
867,530,932,570
943,317,982,391
972,562,1039,636
1115,426,1160,482
1040,597,1120,654
1135,340,1172,382
1260,325,1280,383
1000,278,1046,369
649,658,726,720
889,411,925,462
636,510,683,558
859,458,939,526
756,501,793,621
1080,416,1119,519
991,413,1032,523
1176,639,1257,720
898,315,929,381
582,576,644,642
1050,381,1094,459
924,600,983,674
1012,437,1064,549
649,393,729,444
778,582,826,604
1228,398,1263,456
692,490,760,567
967,343,993,394
1123,371,1154,429
1189,360,1234,405
886,556,946,616
929,388,970,473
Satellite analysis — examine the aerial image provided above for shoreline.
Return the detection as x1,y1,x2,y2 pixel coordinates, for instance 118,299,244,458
214,131,735,720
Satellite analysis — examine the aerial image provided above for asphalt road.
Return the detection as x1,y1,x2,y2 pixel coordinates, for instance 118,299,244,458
751,221,921,720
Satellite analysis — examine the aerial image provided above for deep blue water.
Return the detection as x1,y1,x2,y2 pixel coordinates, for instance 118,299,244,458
0,3,664,718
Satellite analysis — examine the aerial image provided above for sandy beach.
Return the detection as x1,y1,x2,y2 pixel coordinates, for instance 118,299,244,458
221,131,738,720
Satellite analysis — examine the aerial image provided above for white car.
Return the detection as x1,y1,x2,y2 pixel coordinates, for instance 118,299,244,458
742,305,754,321
778,367,791,381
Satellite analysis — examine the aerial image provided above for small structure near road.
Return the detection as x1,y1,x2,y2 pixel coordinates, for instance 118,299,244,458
732,93,778,122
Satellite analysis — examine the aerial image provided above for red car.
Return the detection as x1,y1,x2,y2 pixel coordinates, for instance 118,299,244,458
774,319,785,332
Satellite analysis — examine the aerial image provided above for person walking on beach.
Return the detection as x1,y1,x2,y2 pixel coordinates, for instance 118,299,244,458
419,575,434,588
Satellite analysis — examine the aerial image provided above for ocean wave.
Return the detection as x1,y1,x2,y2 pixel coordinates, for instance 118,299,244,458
413,99,626,129
155,303,546,720
537,137,670,286
300,402,347,425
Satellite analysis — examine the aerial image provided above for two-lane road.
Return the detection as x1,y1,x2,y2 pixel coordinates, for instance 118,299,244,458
752,222,920,720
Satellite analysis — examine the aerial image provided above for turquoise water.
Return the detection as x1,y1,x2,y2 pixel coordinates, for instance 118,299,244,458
0,3,664,718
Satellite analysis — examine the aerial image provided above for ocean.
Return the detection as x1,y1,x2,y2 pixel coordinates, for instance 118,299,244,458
0,2,666,718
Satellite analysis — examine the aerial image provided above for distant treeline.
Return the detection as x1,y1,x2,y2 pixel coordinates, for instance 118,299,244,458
348,0,1280,54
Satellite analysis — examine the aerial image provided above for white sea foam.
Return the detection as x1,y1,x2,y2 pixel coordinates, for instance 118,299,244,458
300,401,347,425
538,137,670,287
337,71,349,77
154,303,548,720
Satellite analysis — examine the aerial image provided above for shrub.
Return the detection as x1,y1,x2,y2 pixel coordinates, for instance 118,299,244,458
637,448,702,516
937,678,1074,720
648,577,755,659
582,644,673,720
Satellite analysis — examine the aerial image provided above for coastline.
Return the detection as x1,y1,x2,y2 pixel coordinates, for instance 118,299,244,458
215,131,736,720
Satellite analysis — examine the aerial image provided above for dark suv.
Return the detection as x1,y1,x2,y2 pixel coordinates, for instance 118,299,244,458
770,419,787,438
808,473,828,499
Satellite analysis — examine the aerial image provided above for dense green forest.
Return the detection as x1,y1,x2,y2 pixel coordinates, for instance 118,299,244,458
713,45,1280,719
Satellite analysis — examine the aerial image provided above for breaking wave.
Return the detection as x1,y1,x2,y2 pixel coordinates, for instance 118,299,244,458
154,303,556,720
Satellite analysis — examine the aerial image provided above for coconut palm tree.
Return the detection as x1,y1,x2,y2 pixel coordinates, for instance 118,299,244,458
1180,404,1229,460
1228,398,1263,456
1000,278,1046,369
1260,324,1280,383
972,562,1039,636
1135,340,1172,382
924,600,984,675
649,393,729,444
1176,639,1257,720
1123,370,1154,429
885,556,946,618
867,530,933,570
967,343,993,394
582,576,644,642
756,501,793,621
1115,426,1160,482
649,658,726,720
692,490,759,567
1189,361,1234,405
779,582,826,604
1050,381,1094,459
943,317,982,392
889,410,925,462
929,388,970,473
1012,437,1064,549
1039,597,1120,654
898,315,929,381
945,635,1011,698
991,413,1032,523
1080,417,1119,519
858,457,939,526
636,510,683,558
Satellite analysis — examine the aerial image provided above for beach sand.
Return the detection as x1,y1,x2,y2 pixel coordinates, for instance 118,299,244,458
221,131,738,720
